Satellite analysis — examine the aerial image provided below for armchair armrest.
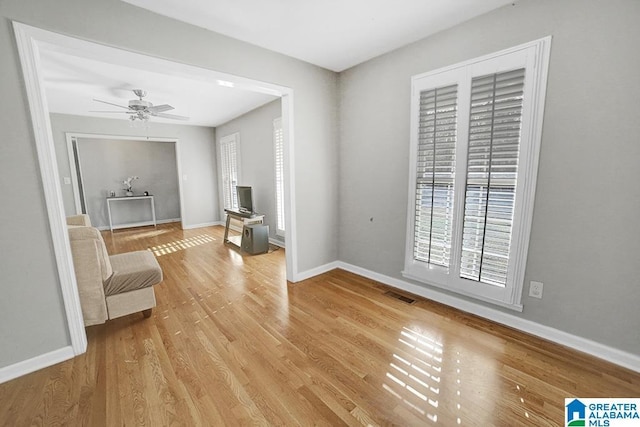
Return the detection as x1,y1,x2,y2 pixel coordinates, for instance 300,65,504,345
69,238,108,326
66,214,92,227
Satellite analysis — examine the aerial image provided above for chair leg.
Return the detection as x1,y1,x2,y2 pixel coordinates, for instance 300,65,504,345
142,308,152,318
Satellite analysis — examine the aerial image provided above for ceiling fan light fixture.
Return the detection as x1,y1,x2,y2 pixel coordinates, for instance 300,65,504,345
129,111,150,122
93,89,189,123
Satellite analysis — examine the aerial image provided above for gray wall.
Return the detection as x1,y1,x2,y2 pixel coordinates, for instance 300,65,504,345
338,0,640,354
216,99,283,243
0,0,337,370
7,0,635,374
77,137,180,229
50,113,217,228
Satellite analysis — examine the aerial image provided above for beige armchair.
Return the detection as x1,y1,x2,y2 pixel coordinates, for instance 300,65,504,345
66,215,162,326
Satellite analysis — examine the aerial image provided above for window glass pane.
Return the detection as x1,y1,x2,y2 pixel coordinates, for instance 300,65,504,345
460,68,525,287
414,84,457,268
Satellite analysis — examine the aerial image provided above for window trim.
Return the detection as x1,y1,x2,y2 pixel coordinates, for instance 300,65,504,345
403,37,552,311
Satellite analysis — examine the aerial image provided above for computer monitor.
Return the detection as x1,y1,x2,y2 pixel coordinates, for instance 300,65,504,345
236,186,253,213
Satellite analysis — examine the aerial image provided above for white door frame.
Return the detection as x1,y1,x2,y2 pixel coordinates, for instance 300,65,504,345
13,22,299,358
65,133,185,230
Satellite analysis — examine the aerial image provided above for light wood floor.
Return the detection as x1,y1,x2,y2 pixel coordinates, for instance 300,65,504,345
1,223,638,426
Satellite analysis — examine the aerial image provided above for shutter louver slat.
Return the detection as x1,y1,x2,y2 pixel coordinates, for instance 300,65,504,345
460,68,525,287
413,84,458,267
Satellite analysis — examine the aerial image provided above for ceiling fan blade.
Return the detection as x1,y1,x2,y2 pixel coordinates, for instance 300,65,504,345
147,104,174,113
154,112,190,121
93,98,130,109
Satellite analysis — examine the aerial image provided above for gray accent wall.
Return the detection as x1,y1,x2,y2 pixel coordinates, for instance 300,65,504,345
76,137,180,229
0,0,337,370
216,99,283,243
338,0,640,354
50,113,218,228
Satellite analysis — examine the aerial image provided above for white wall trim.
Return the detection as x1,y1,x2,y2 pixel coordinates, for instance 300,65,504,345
95,218,182,231
335,261,640,373
269,237,285,248
295,261,340,282
281,94,298,282
13,22,88,357
180,221,224,230
174,139,186,230
0,346,75,384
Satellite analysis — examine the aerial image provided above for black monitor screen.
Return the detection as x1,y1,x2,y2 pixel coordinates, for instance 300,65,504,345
236,186,253,212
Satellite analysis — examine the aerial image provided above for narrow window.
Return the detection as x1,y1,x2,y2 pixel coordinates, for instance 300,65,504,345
460,69,525,287
273,118,285,236
219,133,239,210
413,85,457,268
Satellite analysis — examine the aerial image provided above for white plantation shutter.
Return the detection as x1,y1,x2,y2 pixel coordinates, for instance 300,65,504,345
414,84,457,268
404,38,551,309
461,69,525,287
273,118,285,235
219,134,239,210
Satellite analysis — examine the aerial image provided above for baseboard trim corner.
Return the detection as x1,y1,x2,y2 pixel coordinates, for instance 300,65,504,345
294,261,340,282
269,238,285,248
0,346,75,384
334,261,640,373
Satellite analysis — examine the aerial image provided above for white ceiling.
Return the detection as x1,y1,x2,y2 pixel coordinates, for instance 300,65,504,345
41,1,514,127
122,0,515,72
41,49,278,127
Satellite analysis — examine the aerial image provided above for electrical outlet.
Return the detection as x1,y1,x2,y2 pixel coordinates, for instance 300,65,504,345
529,281,544,299
63,176,71,185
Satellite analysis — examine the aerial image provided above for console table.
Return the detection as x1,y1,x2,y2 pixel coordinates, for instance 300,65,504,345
223,209,264,249
106,195,157,231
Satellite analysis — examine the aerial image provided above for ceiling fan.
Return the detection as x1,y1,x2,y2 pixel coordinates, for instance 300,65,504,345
92,89,189,122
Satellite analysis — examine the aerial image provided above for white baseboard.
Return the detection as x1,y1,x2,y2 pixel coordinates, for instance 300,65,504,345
269,237,285,248
295,261,340,282
0,346,75,384
328,261,640,373
182,221,223,230
96,218,182,231
158,218,181,224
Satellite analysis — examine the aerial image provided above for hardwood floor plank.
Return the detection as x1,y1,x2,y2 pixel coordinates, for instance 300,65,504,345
1,223,639,426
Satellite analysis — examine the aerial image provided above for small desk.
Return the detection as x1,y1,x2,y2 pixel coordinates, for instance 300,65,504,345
223,209,264,249
106,195,157,231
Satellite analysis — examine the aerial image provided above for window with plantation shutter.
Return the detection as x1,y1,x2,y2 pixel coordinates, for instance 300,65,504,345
404,38,551,310
460,69,525,287
273,117,285,236
414,84,457,268
219,133,240,211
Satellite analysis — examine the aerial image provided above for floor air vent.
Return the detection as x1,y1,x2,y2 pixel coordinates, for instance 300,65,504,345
384,291,416,305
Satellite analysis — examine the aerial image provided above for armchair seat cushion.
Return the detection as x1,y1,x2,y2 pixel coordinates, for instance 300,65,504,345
104,251,162,296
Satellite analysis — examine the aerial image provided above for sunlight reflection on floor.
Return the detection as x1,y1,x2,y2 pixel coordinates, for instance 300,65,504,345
149,234,216,256
384,327,443,423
